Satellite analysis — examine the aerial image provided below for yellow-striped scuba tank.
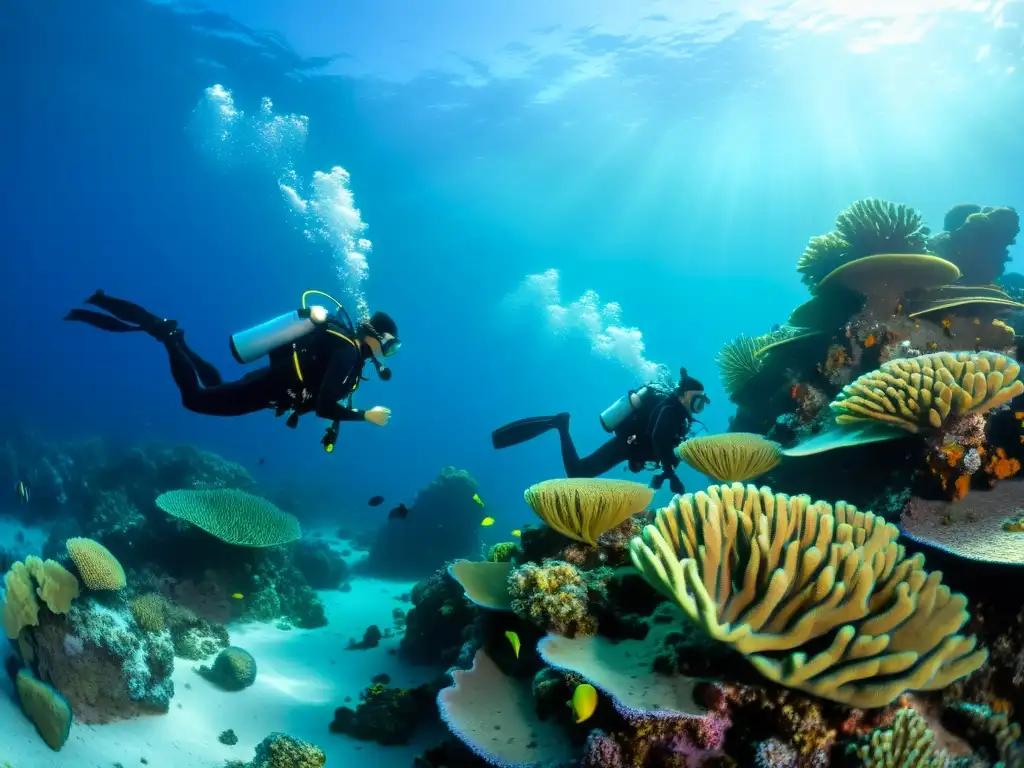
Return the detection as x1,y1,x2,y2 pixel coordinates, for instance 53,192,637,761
230,290,362,451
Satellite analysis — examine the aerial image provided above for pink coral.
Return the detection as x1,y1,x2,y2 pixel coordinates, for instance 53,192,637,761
581,729,625,768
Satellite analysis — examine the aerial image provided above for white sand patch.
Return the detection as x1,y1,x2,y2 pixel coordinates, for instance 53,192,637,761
0,576,445,767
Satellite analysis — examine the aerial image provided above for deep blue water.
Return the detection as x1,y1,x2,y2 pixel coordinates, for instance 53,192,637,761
3,0,1024,540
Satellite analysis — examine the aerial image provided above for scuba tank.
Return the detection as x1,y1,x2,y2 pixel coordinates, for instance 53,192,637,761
229,290,351,364
230,305,329,364
599,386,652,432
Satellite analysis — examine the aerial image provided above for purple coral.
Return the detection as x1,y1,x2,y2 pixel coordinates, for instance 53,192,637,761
581,729,624,768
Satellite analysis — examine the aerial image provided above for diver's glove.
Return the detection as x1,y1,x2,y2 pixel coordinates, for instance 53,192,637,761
652,471,684,495
365,406,392,426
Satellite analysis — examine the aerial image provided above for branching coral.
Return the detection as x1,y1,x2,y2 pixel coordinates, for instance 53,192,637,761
797,198,930,289
716,326,811,397
848,708,947,767
831,351,1023,433
508,560,610,636
629,483,987,707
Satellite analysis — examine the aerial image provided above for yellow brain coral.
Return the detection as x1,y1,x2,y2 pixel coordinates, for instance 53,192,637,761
628,483,987,708
831,350,1024,433
66,538,126,590
156,489,301,547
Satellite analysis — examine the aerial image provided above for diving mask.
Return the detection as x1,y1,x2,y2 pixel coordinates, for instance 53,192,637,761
377,332,401,358
689,393,710,414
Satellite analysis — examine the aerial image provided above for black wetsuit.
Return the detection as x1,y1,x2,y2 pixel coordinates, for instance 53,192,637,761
560,395,691,479
64,290,369,423
492,391,693,489
166,329,369,422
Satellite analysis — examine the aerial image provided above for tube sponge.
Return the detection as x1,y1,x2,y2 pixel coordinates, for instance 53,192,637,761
15,669,73,751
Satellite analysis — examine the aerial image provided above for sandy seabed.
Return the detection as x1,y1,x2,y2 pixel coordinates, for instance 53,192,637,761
0,537,446,768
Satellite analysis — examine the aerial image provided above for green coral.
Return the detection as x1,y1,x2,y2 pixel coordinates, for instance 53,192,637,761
849,708,946,766
199,646,257,691
155,488,301,547
15,669,73,751
129,594,166,633
797,198,930,289
486,541,521,563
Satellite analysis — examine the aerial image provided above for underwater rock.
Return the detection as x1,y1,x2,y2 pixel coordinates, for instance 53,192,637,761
23,595,175,723
219,728,239,745
362,467,484,579
198,646,257,691
329,679,439,746
292,539,350,590
399,565,477,667
345,624,382,650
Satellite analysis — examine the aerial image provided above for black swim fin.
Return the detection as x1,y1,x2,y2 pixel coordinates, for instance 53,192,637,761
491,414,565,450
63,308,144,333
71,290,179,340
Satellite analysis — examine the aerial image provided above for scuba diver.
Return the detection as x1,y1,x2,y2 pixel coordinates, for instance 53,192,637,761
491,368,709,494
64,289,400,452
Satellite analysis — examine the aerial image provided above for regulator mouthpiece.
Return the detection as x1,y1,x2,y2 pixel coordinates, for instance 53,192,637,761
372,357,393,381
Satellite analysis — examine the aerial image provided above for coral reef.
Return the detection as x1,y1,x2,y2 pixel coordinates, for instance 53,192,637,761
399,565,478,667
245,732,326,768
362,467,485,578
508,560,611,637
22,595,175,723
676,432,783,483
329,678,440,746
523,478,653,546
630,483,987,707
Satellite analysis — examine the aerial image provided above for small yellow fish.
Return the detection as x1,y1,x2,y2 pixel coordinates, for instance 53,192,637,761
569,683,598,723
511,529,521,537
481,516,495,527
15,481,29,504
231,593,244,600
472,493,484,506
505,630,521,658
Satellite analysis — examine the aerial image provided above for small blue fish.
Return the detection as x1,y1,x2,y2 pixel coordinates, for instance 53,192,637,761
770,323,781,333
